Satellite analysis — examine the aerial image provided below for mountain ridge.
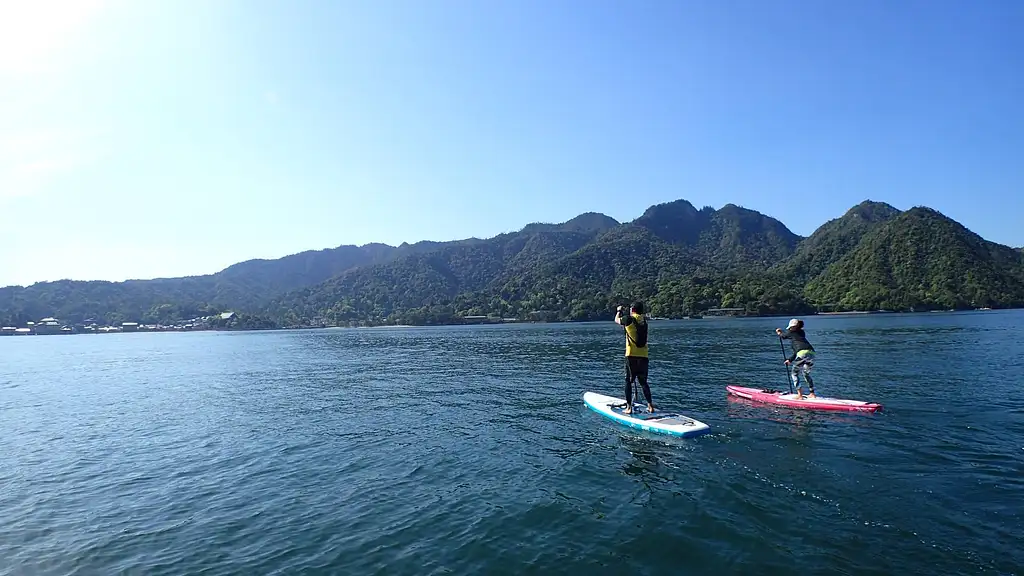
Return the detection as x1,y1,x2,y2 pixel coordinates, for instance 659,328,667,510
2,199,1022,327
805,206,1024,310
780,200,902,282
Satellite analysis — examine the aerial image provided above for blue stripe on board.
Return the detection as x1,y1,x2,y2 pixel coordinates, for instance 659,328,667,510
583,397,711,438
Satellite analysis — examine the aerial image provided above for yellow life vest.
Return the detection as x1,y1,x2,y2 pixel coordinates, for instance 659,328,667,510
624,313,648,358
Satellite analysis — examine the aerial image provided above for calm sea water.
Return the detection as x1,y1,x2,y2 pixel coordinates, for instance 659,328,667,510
2,311,1022,575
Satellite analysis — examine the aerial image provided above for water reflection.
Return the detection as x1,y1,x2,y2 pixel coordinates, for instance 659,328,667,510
724,394,881,431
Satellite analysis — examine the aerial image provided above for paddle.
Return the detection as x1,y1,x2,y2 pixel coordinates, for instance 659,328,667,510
618,305,649,412
617,305,639,407
778,336,794,394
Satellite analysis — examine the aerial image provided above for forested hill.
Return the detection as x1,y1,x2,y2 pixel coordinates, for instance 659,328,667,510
779,200,902,282
804,207,1024,311
0,244,389,326
3,199,1023,327
260,199,1024,324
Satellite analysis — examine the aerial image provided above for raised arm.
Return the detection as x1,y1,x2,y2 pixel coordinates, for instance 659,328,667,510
614,306,633,326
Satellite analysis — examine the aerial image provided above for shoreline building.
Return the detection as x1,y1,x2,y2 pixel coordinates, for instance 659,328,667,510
35,318,64,335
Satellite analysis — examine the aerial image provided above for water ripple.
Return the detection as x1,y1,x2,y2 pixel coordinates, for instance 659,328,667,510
1,313,1023,575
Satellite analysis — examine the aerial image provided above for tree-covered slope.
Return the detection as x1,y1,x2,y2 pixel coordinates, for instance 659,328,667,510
199,244,398,308
4,199,1023,327
487,226,701,320
630,200,801,268
781,200,901,282
261,221,614,326
269,201,1024,323
0,233,499,326
0,279,216,327
0,242,402,325
805,207,1024,310
263,201,809,325
521,212,620,235
697,203,802,269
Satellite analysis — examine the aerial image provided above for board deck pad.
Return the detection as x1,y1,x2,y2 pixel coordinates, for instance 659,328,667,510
583,391,711,437
726,385,882,413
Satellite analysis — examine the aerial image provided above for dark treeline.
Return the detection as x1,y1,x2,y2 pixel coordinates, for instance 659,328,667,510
3,200,1023,328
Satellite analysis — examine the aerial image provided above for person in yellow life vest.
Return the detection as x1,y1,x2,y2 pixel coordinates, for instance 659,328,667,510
614,301,654,414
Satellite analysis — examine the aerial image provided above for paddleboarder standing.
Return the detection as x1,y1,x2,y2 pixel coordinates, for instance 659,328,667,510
776,318,817,399
615,301,654,414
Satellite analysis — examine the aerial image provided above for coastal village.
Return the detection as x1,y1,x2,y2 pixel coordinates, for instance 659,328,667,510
0,312,238,336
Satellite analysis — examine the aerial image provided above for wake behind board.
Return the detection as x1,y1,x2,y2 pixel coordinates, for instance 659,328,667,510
726,385,882,413
583,391,711,438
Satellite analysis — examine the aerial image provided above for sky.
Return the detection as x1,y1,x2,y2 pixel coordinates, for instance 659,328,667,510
2,0,1022,287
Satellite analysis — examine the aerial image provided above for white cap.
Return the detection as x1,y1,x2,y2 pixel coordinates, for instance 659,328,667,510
787,318,800,329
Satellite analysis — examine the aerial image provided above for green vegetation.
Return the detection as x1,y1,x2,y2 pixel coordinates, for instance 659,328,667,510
206,312,279,331
804,207,1024,311
3,199,1022,328
780,200,901,282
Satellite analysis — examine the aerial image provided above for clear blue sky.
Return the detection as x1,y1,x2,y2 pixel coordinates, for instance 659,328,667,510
2,0,1022,287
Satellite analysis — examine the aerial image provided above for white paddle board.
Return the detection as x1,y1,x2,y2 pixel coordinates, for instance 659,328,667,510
583,391,711,438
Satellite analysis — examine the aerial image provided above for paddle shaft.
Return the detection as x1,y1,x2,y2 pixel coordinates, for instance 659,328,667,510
618,306,639,405
779,336,794,394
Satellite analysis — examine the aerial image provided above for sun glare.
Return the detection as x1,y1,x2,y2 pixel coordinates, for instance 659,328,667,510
0,0,106,74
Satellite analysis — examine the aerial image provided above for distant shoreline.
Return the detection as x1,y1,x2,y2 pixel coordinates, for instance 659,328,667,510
1,306,1014,337
6,199,1023,342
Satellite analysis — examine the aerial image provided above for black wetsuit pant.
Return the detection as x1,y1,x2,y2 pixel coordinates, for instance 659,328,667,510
625,356,652,406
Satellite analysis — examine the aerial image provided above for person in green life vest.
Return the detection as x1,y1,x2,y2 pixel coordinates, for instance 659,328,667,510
614,301,654,414
776,318,817,399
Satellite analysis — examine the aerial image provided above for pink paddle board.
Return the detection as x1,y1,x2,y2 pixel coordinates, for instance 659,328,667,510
726,385,882,413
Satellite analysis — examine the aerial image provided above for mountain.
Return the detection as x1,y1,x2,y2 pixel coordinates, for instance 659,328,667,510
630,200,801,267
521,212,620,234
696,203,802,268
259,204,801,323
262,221,614,326
0,227,520,326
201,244,397,307
631,199,710,246
266,201,1024,323
261,202,804,324
3,199,1023,328
489,225,702,320
0,241,404,326
781,200,901,281
805,207,1024,311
